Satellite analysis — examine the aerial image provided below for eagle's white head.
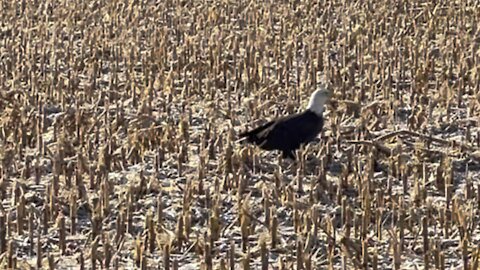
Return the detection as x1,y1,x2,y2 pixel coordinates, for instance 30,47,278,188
307,84,331,115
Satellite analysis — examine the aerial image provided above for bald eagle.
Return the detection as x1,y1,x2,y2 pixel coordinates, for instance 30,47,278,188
239,86,331,160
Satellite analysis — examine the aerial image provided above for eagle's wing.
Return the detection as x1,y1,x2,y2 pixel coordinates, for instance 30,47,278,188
258,113,318,150
239,121,275,138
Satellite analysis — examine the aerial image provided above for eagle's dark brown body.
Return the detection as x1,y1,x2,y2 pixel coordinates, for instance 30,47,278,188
239,110,324,159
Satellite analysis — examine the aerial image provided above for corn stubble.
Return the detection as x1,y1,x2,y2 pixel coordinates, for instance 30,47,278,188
0,0,479,269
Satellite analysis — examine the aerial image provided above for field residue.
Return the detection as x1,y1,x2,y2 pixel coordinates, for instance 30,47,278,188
1,0,480,269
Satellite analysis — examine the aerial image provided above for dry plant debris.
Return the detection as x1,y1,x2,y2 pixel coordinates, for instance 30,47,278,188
1,0,480,269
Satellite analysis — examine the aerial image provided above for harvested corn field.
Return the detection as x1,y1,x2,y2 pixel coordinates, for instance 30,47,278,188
1,0,480,269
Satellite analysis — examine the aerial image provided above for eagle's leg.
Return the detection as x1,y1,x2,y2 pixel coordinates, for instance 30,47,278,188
282,150,296,160
279,150,297,171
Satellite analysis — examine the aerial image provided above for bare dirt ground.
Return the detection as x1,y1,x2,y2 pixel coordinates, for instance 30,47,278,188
1,0,480,269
